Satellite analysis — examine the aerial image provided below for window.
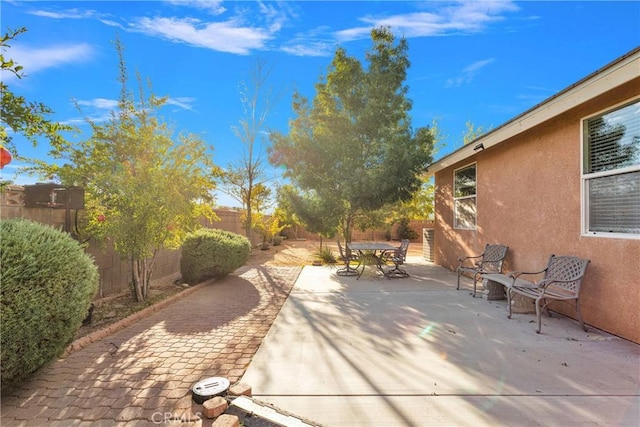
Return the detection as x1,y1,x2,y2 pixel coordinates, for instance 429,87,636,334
454,163,476,230
582,99,640,237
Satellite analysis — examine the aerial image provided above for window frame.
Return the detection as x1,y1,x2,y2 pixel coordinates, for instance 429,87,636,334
453,162,477,230
580,97,640,240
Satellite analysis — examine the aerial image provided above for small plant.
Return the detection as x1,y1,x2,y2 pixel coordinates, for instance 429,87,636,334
180,229,251,283
314,246,337,264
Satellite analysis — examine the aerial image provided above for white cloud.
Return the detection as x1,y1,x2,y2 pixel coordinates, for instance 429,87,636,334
335,0,520,42
132,16,272,54
28,8,101,19
65,98,118,125
445,58,495,88
166,97,197,111
257,1,287,33
164,0,226,16
4,44,94,81
76,98,119,110
68,97,196,124
131,2,293,54
281,42,335,57
280,25,336,57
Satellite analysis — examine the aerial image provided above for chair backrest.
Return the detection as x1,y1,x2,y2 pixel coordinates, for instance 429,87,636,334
480,244,509,273
337,240,347,259
396,239,410,262
544,255,591,295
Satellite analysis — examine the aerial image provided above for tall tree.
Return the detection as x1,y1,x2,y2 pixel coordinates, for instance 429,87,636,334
221,59,278,243
0,27,71,155
33,37,220,302
269,27,434,242
278,185,341,248
462,121,491,145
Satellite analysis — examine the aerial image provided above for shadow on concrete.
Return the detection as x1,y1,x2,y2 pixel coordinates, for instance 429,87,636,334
243,260,640,426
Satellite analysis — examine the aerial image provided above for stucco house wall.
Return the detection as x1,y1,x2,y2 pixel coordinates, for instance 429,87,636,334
430,54,639,343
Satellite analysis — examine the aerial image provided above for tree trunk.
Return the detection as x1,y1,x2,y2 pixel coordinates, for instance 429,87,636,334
131,258,145,302
130,250,159,302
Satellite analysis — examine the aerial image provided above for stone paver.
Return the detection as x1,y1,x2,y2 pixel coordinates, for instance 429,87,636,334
1,266,301,426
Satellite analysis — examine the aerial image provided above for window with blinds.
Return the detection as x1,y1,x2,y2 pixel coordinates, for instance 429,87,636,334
583,99,640,237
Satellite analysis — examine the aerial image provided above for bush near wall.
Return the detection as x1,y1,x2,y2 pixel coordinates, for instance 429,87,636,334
1,219,99,389
180,229,251,284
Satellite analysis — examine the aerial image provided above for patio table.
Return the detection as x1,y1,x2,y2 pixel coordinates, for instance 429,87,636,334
348,242,398,279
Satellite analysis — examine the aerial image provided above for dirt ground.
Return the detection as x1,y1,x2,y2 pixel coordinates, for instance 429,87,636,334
75,239,422,339
246,238,321,266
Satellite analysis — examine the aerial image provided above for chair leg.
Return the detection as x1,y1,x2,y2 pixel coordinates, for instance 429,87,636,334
575,300,587,331
456,269,461,290
535,296,543,334
385,261,409,278
541,298,551,317
337,259,360,277
507,288,513,319
471,274,480,297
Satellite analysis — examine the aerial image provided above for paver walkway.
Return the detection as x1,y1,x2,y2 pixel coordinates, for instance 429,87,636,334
1,266,301,426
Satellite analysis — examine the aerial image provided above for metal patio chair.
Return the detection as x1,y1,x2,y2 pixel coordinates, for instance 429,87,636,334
507,255,591,333
457,244,509,297
381,239,410,278
336,240,361,277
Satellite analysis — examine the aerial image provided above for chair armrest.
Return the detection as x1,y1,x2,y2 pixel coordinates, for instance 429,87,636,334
457,254,483,266
536,277,580,289
509,268,548,280
380,249,397,262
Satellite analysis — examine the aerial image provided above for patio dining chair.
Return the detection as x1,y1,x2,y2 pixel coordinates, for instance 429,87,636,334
457,244,509,297
507,255,590,333
381,239,410,278
336,240,361,277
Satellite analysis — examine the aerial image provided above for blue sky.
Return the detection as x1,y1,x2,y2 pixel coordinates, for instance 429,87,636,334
2,0,639,208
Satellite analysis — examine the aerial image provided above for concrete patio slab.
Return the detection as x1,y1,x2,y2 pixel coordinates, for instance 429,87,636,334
242,258,640,427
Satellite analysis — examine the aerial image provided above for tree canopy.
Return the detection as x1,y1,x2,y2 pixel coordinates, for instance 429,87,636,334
269,27,434,241
0,27,71,156
33,37,220,301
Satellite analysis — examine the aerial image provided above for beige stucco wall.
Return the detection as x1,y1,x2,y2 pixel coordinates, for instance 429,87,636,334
434,78,640,343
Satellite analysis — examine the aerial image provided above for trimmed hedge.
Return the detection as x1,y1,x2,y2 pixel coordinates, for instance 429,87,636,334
1,219,98,389
180,229,251,283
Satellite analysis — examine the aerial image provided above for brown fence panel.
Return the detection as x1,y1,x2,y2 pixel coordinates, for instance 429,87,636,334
1,187,247,298
2,186,431,297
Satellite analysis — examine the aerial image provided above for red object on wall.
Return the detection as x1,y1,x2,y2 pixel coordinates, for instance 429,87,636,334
0,146,12,169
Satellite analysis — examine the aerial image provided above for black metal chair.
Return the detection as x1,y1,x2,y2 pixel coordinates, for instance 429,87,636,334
457,244,509,297
336,240,361,277
381,239,410,278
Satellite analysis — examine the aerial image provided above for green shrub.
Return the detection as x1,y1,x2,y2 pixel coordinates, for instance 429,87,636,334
1,219,98,389
396,218,418,240
180,229,251,283
314,246,337,264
